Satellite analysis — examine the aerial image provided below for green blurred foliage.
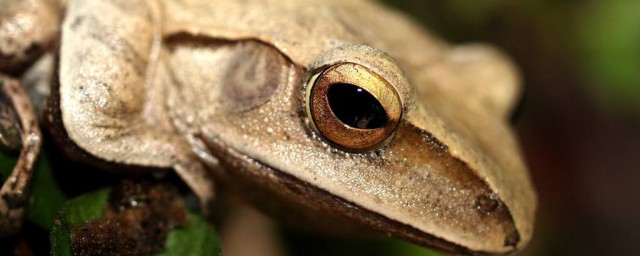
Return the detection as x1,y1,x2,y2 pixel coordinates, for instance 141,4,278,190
0,149,18,183
281,230,442,256
26,149,67,229
59,189,110,226
158,213,223,256
50,189,109,256
386,239,443,256
579,0,640,112
383,0,640,115
442,0,502,26
50,218,72,256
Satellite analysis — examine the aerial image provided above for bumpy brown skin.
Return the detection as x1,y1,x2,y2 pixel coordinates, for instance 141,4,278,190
68,180,189,256
0,76,41,236
1,0,535,254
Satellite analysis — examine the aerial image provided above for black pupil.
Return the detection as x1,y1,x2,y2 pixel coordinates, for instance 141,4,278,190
327,83,388,129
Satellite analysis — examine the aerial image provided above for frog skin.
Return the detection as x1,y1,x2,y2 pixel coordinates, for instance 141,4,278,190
0,0,536,254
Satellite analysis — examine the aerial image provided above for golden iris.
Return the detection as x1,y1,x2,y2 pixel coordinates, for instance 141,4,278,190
306,63,402,151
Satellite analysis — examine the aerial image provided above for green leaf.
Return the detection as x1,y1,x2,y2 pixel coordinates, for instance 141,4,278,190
0,149,18,183
50,189,110,256
50,219,72,256
50,189,108,256
579,0,640,112
387,239,443,256
61,189,110,226
26,149,67,229
157,212,223,256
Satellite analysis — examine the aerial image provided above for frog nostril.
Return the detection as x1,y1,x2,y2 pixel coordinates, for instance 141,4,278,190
475,193,500,214
327,83,388,129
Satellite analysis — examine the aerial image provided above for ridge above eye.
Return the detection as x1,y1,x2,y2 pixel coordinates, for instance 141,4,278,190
306,63,402,152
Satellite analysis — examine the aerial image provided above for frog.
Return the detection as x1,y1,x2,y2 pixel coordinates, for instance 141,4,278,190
0,0,536,254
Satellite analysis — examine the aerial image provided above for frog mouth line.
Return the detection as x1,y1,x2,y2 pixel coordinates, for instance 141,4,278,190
198,134,510,256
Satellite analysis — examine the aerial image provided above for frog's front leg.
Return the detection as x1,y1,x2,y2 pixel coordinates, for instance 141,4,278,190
48,0,214,210
0,0,59,236
0,76,41,236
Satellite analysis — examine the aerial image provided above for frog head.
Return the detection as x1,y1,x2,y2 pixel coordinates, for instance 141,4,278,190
27,0,537,254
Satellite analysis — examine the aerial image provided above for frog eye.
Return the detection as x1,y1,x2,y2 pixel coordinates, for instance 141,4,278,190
306,63,402,151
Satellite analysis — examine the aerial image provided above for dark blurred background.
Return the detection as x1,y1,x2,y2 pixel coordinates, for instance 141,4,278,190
377,0,640,255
